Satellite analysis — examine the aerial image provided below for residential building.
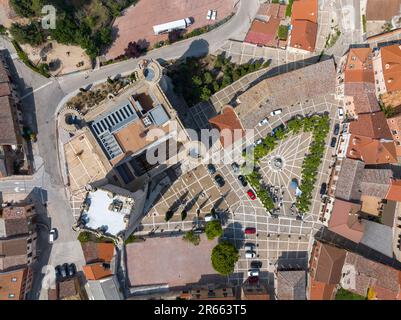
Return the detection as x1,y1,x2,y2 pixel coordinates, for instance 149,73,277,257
386,179,401,202
0,50,28,177
57,276,87,300
335,158,365,202
0,267,33,300
179,285,236,300
328,199,364,243
82,241,115,281
365,0,401,37
387,113,401,157
289,0,318,52
346,112,397,164
241,277,270,300
309,241,346,300
275,270,306,300
76,183,146,242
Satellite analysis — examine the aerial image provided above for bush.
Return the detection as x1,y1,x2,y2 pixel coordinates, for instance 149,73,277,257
277,25,289,40
10,22,45,46
183,231,200,246
211,241,239,275
77,231,91,243
205,220,223,240
286,0,294,17
12,40,50,78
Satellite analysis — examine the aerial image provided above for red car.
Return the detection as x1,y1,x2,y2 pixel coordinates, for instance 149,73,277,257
247,189,256,200
245,227,256,234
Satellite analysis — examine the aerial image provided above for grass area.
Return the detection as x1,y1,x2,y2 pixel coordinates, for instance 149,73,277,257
277,25,289,41
335,288,366,300
286,0,294,17
168,54,271,106
325,27,341,49
77,231,113,243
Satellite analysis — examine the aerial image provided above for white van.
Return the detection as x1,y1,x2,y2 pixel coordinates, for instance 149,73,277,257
205,214,216,222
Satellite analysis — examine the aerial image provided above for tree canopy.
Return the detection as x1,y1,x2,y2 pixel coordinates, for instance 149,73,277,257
205,220,223,240
211,241,239,275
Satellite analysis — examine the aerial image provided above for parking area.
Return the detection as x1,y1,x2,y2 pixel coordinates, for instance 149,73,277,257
105,0,236,60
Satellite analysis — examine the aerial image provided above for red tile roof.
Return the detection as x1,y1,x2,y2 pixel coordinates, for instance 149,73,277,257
309,277,337,300
244,19,281,47
386,179,401,202
292,0,318,23
349,112,393,139
328,199,365,243
82,263,112,281
381,44,401,93
344,48,375,83
290,19,318,52
209,105,245,149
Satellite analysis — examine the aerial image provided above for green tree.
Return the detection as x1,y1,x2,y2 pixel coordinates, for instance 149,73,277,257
212,81,220,93
0,24,6,35
192,75,203,86
211,241,239,275
203,72,213,84
200,86,212,101
205,220,223,240
10,22,45,46
183,230,200,246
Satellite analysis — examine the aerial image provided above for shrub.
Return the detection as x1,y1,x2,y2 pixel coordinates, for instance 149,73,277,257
211,241,239,275
183,231,200,246
277,25,289,40
205,220,223,240
77,231,91,243
10,22,45,46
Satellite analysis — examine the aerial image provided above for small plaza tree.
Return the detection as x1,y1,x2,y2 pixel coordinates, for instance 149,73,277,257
205,220,223,240
211,241,239,275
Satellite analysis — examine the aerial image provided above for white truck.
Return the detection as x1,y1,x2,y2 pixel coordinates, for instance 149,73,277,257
153,18,192,35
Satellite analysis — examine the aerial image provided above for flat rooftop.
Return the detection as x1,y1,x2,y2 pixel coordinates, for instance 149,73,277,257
126,234,224,288
82,188,134,236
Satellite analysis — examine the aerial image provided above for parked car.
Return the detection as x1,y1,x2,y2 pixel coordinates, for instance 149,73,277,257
255,138,263,145
55,265,63,280
330,137,337,148
319,183,327,196
338,107,344,120
214,174,225,187
207,163,216,175
231,162,240,173
272,123,285,136
238,175,248,187
333,123,340,135
251,261,262,269
247,189,256,200
62,263,69,277
258,117,269,126
49,228,57,244
205,214,217,222
206,10,212,20
296,215,303,221
248,269,260,277
211,10,217,20
244,243,256,251
245,251,256,258
193,228,204,234
67,263,77,277
270,109,282,116
245,227,256,234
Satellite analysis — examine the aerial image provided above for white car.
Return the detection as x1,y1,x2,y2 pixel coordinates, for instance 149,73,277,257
206,10,212,20
211,10,217,20
205,214,217,222
255,138,263,145
49,228,57,244
248,269,259,277
338,107,344,120
270,109,282,116
245,251,256,258
258,118,269,126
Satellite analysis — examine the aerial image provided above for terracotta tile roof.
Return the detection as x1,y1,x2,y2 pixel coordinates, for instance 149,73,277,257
312,243,346,284
276,270,306,300
366,0,401,21
349,112,393,139
360,168,393,198
335,158,365,201
381,44,401,93
328,199,365,243
266,3,287,19
81,242,115,264
245,19,281,47
344,82,380,114
291,0,318,23
0,237,28,271
289,19,318,52
82,262,112,280
309,277,336,300
386,179,401,201
344,251,401,299
1,204,35,237
0,268,27,300
387,113,401,156
344,48,375,83
347,134,398,164
209,105,245,148
0,95,19,145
